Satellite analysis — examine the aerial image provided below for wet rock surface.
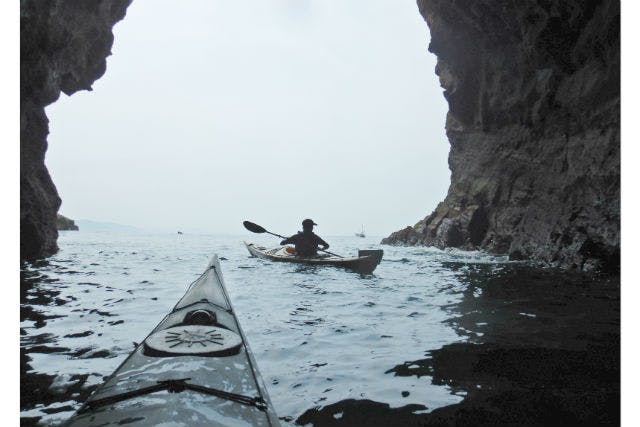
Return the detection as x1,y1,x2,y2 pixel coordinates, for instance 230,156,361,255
20,0,131,260
383,0,620,272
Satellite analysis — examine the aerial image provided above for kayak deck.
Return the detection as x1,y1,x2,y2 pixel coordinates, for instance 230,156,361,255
65,256,280,427
245,242,383,274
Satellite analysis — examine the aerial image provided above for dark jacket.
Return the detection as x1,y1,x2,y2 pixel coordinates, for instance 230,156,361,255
280,231,329,257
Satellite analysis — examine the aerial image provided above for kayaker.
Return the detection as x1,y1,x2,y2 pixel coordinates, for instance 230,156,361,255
280,219,330,257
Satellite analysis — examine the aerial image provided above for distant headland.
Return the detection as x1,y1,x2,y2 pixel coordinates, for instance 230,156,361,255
56,214,78,231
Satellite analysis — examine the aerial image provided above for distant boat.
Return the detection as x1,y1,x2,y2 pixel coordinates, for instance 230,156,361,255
177,231,183,235
355,225,365,238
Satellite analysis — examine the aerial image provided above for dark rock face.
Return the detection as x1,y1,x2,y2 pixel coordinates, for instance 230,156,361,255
20,0,131,260
56,214,78,231
383,0,620,272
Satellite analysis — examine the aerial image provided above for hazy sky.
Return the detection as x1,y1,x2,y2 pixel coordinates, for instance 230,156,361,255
45,0,450,236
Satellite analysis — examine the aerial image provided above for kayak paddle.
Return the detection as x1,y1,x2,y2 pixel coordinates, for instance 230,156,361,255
243,220,343,258
243,221,286,239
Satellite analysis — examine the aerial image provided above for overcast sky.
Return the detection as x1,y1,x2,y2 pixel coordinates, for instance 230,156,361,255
45,0,450,236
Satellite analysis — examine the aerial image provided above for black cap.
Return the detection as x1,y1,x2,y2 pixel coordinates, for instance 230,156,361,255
302,219,317,227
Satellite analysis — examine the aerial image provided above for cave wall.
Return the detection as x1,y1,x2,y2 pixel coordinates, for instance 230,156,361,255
383,0,620,271
20,0,131,260
20,0,620,271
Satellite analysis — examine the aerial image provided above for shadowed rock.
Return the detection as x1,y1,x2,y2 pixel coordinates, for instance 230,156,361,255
20,0,131,260
383,0,620,272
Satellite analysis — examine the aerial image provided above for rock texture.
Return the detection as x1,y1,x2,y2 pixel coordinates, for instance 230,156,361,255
20,0,131,260
383,0,620,272
56,214,78,231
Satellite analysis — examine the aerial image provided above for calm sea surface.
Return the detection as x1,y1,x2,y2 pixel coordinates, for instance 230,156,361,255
20,232,619,426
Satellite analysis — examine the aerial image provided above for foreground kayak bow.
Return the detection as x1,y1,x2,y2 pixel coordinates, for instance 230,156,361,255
65,256,280,427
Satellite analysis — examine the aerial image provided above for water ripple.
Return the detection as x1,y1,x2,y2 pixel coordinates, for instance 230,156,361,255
20,232,619,426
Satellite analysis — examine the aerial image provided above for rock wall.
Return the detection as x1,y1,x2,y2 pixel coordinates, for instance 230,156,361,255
383,0,620,272
20,0,131,260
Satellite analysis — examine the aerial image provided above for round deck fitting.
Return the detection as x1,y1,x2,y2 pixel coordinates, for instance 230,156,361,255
145,325,242,356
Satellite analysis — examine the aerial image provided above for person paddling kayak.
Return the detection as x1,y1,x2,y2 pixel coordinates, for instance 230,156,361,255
280,219,329,257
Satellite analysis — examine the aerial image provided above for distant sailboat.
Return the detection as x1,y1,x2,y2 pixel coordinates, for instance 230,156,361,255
355,225,365,238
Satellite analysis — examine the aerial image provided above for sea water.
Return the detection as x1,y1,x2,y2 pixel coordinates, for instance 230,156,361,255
20,232,619,426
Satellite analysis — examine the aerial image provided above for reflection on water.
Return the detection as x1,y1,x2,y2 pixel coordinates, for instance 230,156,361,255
300,264,619,426
20,233,619,426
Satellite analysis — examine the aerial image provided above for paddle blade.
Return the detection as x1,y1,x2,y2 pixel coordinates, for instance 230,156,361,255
243,221,267,234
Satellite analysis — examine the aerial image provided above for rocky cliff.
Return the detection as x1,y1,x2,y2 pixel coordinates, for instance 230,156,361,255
383,0,620,272
20,0,131,260
20,0,620,270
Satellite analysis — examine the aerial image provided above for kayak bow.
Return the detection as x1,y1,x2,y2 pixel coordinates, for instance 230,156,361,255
244,242,383,274
65,256,280,427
